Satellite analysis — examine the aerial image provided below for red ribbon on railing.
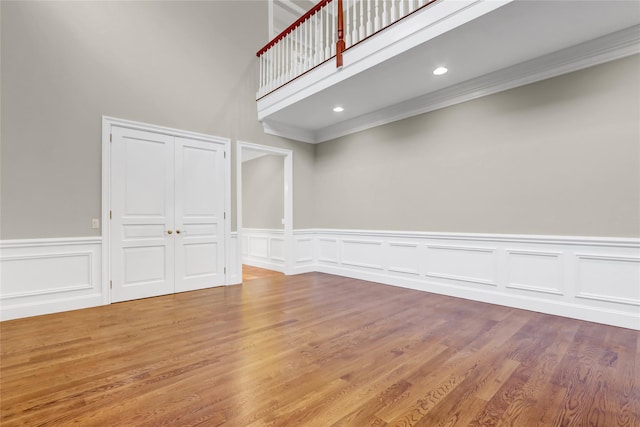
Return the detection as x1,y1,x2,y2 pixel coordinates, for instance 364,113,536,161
256,0,333,57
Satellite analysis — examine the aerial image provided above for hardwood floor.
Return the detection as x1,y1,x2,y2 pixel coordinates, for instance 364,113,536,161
243,265,284,282
1,273,638,426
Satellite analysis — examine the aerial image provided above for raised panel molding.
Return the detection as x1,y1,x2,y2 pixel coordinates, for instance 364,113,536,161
425,245,496,286
295,238,314,263
506,250,564,296
387,242,420,275
318,238,339,264
0,237,103,321
341,239,385,270
575,254,640,306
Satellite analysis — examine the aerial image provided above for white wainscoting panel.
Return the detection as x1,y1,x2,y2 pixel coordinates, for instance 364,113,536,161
425,245,496,286
506,250,564,295
307,230,640,330
229,232,241,285
158,228,639,329
342,239,385,270
575,254,640,306
387,242,421,275
241,228,286,272
292,231,316,274
318,238,339,264
1,237,103,321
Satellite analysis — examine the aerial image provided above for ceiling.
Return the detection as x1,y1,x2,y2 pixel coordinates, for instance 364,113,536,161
259,0,640,143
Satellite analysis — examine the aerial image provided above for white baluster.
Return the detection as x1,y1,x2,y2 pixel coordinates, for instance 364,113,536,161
274,47,278,88
322,6,327,58
307,19,312,68
359,0,365,40
313,13,322,65
331,0,336,56
278,40,283,87
283,41,286,85
265,50,270,92
298,24,302,72
351,0,358,45
302,21,306,70
312,15,316,66
345,0,350,47
374,0,380,32
419,0,426,7
366,0,373,36
258,55,262,95
284,35,289,82
409,0,415,13
349,0,355,45
390,0,396,23
266,50,271,92
322,7,326,59
263,53,268,93
381,0,388,28
282,37,287,83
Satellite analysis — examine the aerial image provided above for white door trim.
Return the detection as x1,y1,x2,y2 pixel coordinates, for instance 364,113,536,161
237,141,294,275
101,116,231,304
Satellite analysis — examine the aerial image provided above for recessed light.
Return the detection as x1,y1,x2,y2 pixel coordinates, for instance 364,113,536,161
333,106,344,112
433,66,448,75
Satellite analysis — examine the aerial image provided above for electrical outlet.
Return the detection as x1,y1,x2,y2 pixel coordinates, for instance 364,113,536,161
92,218,100,229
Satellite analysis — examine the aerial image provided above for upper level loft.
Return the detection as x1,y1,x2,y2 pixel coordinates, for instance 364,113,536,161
256,0,640,144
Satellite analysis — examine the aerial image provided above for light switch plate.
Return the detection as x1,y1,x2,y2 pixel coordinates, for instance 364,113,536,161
92,218,100,229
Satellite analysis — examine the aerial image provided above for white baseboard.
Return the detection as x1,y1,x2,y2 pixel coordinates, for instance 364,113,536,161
0,237,104,321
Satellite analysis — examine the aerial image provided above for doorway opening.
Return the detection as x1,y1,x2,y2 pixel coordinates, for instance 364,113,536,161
236,142,293,277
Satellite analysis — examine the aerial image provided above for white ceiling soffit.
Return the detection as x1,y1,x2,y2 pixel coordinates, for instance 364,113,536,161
257,0,640,144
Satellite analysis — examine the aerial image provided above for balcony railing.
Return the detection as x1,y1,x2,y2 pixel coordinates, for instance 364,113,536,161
257,0,438,99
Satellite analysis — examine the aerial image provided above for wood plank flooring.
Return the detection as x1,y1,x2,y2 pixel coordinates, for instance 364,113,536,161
1,272,638,426
243,265,284,282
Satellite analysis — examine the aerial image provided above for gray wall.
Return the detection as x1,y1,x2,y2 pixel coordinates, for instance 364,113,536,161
2,1,637,240
242,154,285,229
314,56,640,237
0,1,315,239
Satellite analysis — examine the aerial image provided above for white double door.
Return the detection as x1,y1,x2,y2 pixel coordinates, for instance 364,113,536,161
110,126,226,303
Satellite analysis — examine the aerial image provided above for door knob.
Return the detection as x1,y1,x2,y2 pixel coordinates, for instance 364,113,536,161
176,230,181,234
167,230,173,235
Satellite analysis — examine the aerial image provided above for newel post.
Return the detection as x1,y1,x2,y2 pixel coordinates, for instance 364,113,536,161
336,0,345,67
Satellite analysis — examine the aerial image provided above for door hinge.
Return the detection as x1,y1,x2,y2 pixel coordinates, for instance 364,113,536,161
224,267,227,274
110,133,112,142
224,212,226,219
110,210,112,220
224,151,226,159
110,280,112,289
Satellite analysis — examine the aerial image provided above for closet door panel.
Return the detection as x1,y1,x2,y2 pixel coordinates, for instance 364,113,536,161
110,127,175,302
174,137,226,292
